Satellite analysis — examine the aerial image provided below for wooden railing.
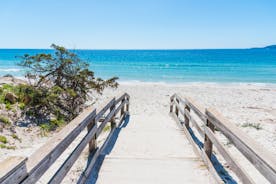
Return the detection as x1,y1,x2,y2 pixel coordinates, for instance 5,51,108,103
0,93,130,184
170,94,276,184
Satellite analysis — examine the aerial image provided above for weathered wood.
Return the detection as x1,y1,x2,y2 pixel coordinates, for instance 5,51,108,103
170,96,174,113
174,94,185,105
204,119,215,159
206,108,276,183
87,117,97,153
184,109,205,138
170,112,223,184
175,98,179,116
0,93,130,184
185,97,206,122
0,157,27,184
22,109,96,184
49,124,98,184
77,148,100,184
78,116,119,184
96,99,127,137
115,93,128,105
199,146,224,184
204,126,255,184
120,98,125,117
95,98,115,122
174,99,185,116
126,97,130,112
110,103,116,129
184,103,190,128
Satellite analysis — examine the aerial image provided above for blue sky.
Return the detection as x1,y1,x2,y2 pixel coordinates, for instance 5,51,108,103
0,0,275,49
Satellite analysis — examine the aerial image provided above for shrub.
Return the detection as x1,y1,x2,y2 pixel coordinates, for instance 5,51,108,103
11,134,21,142
5,103,12,110
0,144,16,149
241,123,262,130
0,116,11,125
18,44,118,124
0,135,7,144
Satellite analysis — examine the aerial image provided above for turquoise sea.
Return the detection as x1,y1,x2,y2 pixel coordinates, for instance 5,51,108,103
0,49,276,83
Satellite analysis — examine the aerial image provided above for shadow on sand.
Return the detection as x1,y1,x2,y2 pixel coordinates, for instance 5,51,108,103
85,115,130,184
188,127,238,184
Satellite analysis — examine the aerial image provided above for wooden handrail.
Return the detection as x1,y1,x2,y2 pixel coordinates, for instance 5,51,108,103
0,93,130,184
170,93,276,184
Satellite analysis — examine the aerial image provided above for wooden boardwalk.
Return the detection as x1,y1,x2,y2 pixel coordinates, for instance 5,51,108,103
1,92,276,184
88,102,211,183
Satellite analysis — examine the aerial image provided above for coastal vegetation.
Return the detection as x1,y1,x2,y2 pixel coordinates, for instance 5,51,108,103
0,44,118,149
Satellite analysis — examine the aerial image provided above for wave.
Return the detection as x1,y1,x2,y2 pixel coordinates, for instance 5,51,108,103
0,68,21,72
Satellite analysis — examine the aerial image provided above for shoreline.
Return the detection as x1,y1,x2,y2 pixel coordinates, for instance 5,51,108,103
2,76,276,88
119,80,276,88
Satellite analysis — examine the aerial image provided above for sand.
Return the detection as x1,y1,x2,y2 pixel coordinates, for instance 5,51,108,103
0,81,275,183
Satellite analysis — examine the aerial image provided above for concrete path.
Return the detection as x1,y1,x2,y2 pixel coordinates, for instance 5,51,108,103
88,92,212,184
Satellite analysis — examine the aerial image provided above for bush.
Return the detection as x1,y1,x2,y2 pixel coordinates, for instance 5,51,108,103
241,123,262,130
0,135,7,144
18,44,118,124
0,144,15,149
0,116,11,125
11,133,21,142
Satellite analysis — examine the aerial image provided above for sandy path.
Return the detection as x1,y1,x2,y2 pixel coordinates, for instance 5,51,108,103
88,89,212,184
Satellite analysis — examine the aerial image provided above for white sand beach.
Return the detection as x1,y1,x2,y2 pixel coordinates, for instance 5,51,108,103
1,81,275,183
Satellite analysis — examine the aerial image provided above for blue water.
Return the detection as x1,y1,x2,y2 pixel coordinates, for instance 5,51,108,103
0,49,276,83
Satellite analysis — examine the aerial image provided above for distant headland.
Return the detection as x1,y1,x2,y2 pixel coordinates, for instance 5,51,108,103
251,45,276,49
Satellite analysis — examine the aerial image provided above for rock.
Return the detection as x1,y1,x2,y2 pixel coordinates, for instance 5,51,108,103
23,95,32,105
5,92,18,104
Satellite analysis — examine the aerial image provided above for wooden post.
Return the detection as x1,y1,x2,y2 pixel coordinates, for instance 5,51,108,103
87,118,97,153
120,98,125,117
126,97,129,112
175,98,179,117
170,97,174,113
184,104,190,128
204,118,215,158
110,104,116,129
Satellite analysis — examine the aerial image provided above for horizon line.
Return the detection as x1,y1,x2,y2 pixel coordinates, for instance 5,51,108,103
0,46,266,50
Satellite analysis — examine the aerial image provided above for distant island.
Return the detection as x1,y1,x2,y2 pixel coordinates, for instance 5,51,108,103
264,45,276,49
251,45,276,49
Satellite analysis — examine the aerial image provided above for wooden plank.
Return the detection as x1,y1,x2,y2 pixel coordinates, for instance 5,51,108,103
174,94,185,105
126,96,130,112
95,98,115,122
120,98,125,117
173,99,185,116
185,96,206,122
206,108,276,184
170,94,176,101
170,112,223,184
0,157,27,184
22,109,96,184
184,109,205,138
184,103,190,128
96,100,127,137
170,96,174,113
77,115,122,184
49,124,98,184
115,93,128,105
205,126,255,184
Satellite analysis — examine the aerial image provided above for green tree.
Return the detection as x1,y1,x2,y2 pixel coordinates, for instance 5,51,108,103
18,44,118,123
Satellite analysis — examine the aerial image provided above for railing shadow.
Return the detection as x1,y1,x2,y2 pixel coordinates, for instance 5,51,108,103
187,127,237,184
85,115,130,184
